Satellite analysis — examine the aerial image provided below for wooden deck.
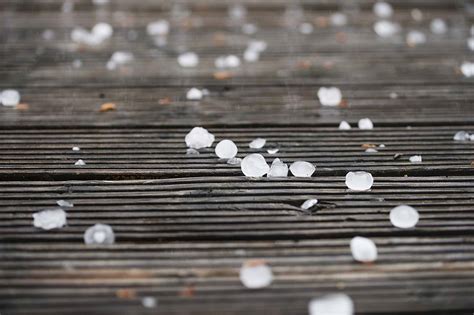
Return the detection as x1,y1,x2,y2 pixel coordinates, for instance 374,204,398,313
1,1,474,314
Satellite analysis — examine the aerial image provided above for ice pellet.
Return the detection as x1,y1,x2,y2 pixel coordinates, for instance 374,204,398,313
215,55,241,69
229,4,247,20
186,148,200,155
453,131,470,141
468,38,474,51
301,199,318,210
147,20,170,36
339,121,351,130
390,205,419,228
350,236,377,262
239,260,273,289
242,23,257,35
406,30,426,46
241,154,269,177
74,159,86,166
185,127,215,149
345,171,373,191
461,62,474,78
365,148,378,153
317,87,342,106
244,49,260,62
299,23,314,35
266,147,279,154
289,161,315,177
374,20,400,38
84,223,115,245
409,155,422,163
178,52,199,68
33,208,67,230
248,40,267,53
430,18,447,35
330,13,348,27
1,89,21,107
186,88,203,100
110,51,134,64
93,0,109,5
411,9,423,22
92,23,113,40
267,158,288,177
373,2,393,18
142,296,157,308
215,139,238,159
227,157,242,165
249,138,266,149
309,293,354,315
358,118,374,130
72,146,80,151
56,200,74,208
42,29,55,40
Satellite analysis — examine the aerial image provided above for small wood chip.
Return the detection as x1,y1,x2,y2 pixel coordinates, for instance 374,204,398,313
213,71,232,80
361,143,377,149
115,288,136,299
393,153,403,160
179,284,196,297
100,102,116,112
159,97,172,105
16,103,29,111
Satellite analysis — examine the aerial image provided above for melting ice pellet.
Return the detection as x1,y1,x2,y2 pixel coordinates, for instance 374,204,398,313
241,154,269,177
1,89,20,107
239,260,273,289
142,296,157,308
301,199,318,211
33,208,67,230
374,20,400,38
56,200,74,208
345,171,373,191
289,161,315,177
178,52,199,68
339,121,351,130
430,18,447,35
186,88,203,100
358,118,373,130
309,293,354,315
409,155,422,163
350,236,377,263
317,87,342,107
147,20,170,36
227,157,242,165
453,131,470,141
249,138,266,149
390,205,419,229
185,127,215,149
84,223,115,245
74,159,86,166
267,158,288,178
373,2,393,18
215,139,238,159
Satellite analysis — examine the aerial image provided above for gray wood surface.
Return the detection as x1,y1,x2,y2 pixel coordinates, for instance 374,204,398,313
1,0,473,314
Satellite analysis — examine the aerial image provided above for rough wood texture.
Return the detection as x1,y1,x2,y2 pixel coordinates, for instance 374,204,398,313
1,0,474,314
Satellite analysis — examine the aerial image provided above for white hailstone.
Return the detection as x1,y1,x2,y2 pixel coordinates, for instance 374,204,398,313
358,118,373,130
142,296,157,308
227,157,242,165
248,40,267,53
301,199,318,210
339,121,351,130
215,139,238,159
56,200,74,208
266,147,279,154
453,131,470,141
215,55,241,69
242,23,257,35
345,171,374,191
241,154,269,177
244,49,260,62
185,127,215,149
373,2,393,18
239,260,273,289
289,161,315,177
84,223,115,245
299,23,314,35
71,27,89,43
308,293,354,315
186,88,203,100
379,144,386,148
147,20,170,36
92,23,113,40
74,159,86,166
430,18,447,35
62,0,74,12
317,87,342,107
389,92,398,99
178,52,199,68
411,9,423,22
390,205,419,228
330,12,348,27
409,155,422,163
267,158,288,178
110,51,134,65
365,148,378,153
374,20,400,38
72,59,82,69
1,89,21,107
350,236,378,263
406,30,426,46
186,148,200,155
33,208,67,230
229,4,247,20
93,0,109,5
461,62,474,77
470,134,474,141
249,138,266,149
72,146,80,151
468,38,474,51
42,29,55,40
